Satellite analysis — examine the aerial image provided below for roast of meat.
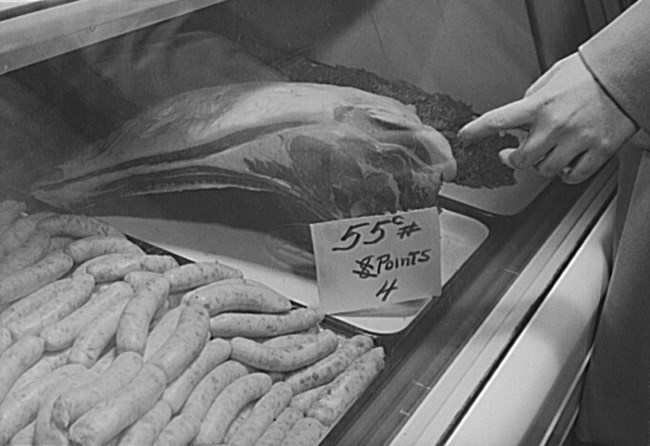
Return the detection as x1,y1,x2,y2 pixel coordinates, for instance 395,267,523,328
33,82,456,221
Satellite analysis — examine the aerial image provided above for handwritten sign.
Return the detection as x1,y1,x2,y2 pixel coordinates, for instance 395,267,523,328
310,208,441,314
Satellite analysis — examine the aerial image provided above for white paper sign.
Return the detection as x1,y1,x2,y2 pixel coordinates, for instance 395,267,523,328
310,207,441,313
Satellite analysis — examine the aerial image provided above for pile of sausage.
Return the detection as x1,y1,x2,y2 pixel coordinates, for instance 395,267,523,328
0,200,385,446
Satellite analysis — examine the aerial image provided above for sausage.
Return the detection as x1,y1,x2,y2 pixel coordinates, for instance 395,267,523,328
0,251,74,306
0,336,45,403
0,200,26,229
118,400,172,446
0,277,81,327
48,236,75,253
64,235,146,263
152,414,195,446
154,361,248,446
288,385,327,415
52,351,144,429
305,347,385,426
0,363,86,444
90,346,117,374
68,363,167,446
209,307,324,339
116,276,170,355
33,367,98,446
0,212,52,256
146,304,210,383
223,403,255,443
229,330,339,373
254,406,303,446
124,270,163,290
36,213,125,239
227,381,293,446
140,255,179,274
68,292,131,367
162,338,231,413
162,261,243,293
0,230,50,277
78,253,145,282
194,372,272,445
181,278,292,316
7,273,94,339
284,334,375,394
0,327,12,355
5,349,71,403
8,420,34,446
280,417,325,446
41,281,133,351
143,305,182,362
261,332,321,351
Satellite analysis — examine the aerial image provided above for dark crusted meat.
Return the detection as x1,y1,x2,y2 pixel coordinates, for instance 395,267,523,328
276,59,517,189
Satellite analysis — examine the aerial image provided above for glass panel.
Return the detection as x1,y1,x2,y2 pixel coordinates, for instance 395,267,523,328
0,1,618,444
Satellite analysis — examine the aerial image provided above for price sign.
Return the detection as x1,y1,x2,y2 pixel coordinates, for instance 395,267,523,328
310,207,441,314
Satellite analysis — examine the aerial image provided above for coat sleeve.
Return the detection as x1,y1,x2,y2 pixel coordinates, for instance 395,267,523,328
579,0,650,134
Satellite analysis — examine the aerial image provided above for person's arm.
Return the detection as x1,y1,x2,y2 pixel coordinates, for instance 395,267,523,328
458,2,649,184
579,0,650,134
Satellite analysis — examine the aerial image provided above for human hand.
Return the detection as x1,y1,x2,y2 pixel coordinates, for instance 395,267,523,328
458,53,638,183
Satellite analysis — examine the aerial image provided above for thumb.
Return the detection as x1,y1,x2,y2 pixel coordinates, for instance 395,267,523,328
458,98,537,142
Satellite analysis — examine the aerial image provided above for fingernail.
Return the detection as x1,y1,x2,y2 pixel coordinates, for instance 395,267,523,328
498,148,517,169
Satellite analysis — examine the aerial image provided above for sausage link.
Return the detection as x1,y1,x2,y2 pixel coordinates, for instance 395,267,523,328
210,307,324,339
0,363,86,444
143,305,182,362
116,276,170,355
41,281,133,351
0,278,80,327
0,212,52,255
37,214,125,238
181,278,292,316
118,400,172,446
284,334,374,394
0,336,45,402
306,347,385,426
195,373,272,445
0,251,74,306
68,291,131,367
64,235,145,263
280,417,325,446
254,406,303,446
0,200,26,229
33,367,98,446
147,304,210,383
68,364,167,446
154,361,248,446
81,253,146,282
7,273,94,339
230,330,338,373
227,381,293,446
0,230,50,277
162,338,231,413
52,351,144,429
163,261,243,293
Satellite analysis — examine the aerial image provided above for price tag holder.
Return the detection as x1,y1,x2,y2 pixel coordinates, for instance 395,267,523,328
310,207,441,314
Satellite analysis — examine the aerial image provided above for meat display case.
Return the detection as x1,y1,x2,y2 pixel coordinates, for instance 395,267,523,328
0,1,633,445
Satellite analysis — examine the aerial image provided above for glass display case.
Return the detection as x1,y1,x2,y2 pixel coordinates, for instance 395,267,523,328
0,1,632,445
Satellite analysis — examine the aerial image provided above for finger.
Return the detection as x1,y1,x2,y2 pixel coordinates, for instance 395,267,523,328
560,149,611,184
533,140,589,178
506,127,556,170
458,99,537,141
